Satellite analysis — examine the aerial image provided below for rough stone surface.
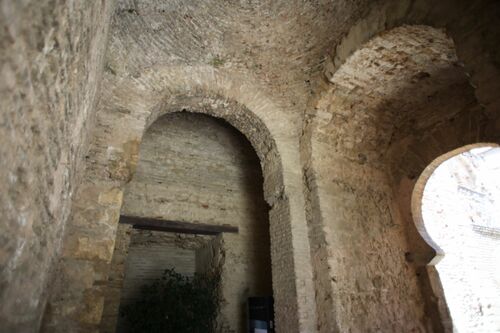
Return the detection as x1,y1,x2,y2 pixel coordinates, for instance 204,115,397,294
0,1,115,331
122,113,267,226
46,67,316,331
328,0,500,141
303,24,495,332
100,223,132,333
2,0,500,332
121,112,273,332
107,0,372,114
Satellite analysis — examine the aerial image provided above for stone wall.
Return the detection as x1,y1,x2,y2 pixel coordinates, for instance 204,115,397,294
45,67,314,332
11,0,500,332
326,0,500,142
121,112,272,332
0,1,114,331
100,223,132,333
196,235,228,333
43,0,379,330
303,24,488,332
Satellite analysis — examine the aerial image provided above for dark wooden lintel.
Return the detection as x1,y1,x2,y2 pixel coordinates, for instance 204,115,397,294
119,215,238,235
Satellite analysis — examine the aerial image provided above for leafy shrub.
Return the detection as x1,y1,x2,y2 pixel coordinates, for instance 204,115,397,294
121,268,220,333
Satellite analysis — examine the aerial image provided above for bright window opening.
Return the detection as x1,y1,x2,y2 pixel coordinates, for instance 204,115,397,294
414,145,500,332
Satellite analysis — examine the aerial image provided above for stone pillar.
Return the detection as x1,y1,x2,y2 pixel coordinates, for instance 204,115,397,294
41,183,124,332
270,138,318,333
100,223,133,333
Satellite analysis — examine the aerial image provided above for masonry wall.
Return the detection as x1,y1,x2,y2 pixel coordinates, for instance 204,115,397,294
121,112,273,332
304,25,487,332
45,0,365,329
0,1,114,331
100,223,132,333
8,1,499,332
308,157,428,332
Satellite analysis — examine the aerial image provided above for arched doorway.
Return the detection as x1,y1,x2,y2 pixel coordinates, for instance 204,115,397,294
102,112,273,332
412,144,500,332
303,23,486,332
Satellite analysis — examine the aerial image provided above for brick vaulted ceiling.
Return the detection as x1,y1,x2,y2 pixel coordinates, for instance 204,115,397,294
104,0,372,112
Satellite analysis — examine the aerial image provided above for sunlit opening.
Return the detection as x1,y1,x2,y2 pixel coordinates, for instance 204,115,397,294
420,145,500,332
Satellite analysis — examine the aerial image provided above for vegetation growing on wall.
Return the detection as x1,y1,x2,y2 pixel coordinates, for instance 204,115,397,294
121,268,221,333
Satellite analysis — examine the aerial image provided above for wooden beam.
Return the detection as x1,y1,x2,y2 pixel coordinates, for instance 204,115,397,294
119,215,238,235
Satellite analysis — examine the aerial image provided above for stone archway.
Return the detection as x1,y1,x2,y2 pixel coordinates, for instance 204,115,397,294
325,0,500,142
411,143,500,332
101,110,274,332
302,23,490,332
43,67,316,333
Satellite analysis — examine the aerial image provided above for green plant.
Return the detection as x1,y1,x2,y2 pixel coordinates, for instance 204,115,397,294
121,268,220,333
209,55,225,68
